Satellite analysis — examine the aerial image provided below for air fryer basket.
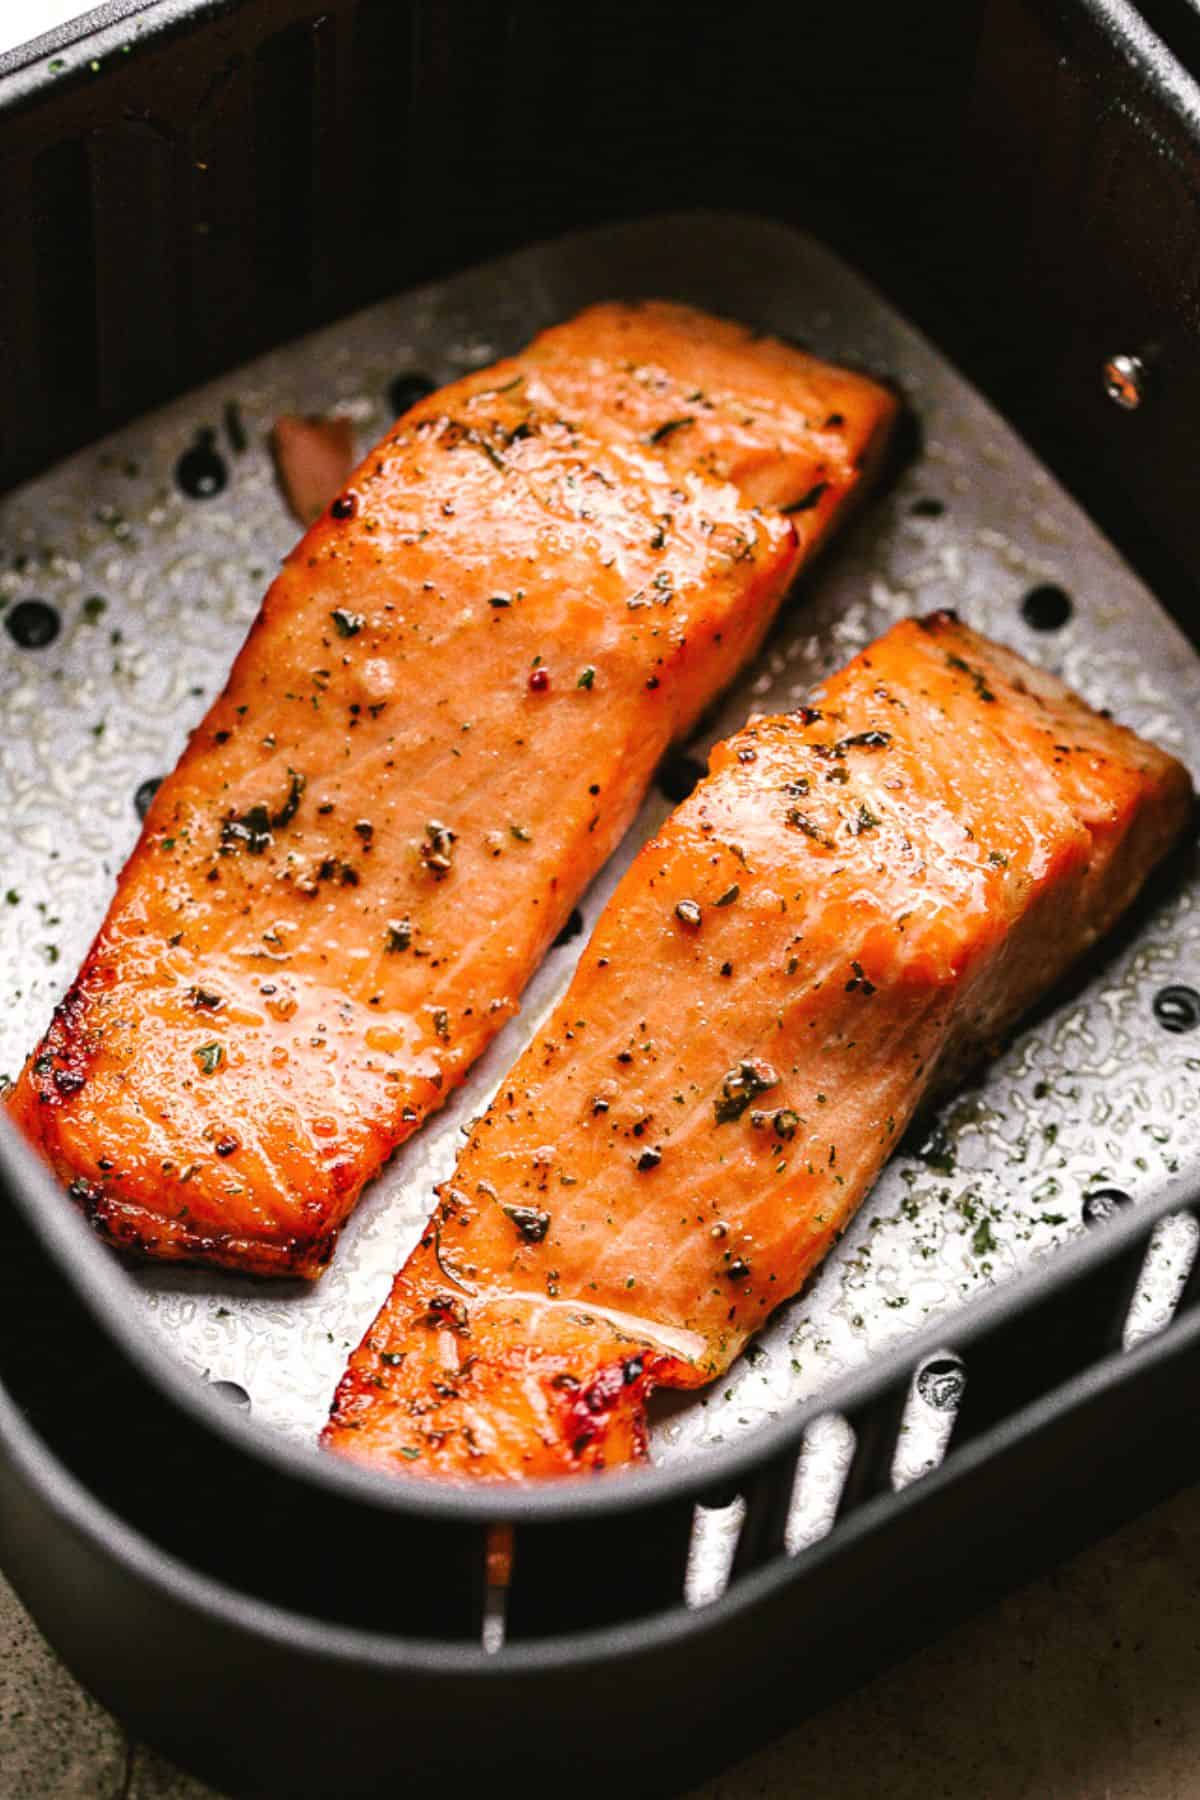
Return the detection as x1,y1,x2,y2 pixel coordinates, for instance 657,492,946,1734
2,3,1200,1798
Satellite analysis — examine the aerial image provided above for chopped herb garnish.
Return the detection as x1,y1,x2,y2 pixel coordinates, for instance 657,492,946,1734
845,960,877,997
385,918,412,952
420,819,456,876
472,431,506,471
946,652,996,703
274,767,305,830
331,608,364,638
221,768,306,855
787,809,834,847
972,1218,998,1256
504,1205,551,1243
221,803,271,854
715,883,740,907
194,1042,223,1075
837,730,892,751
715,1059,779,1124
783,481,828,514
850,803,881,835
577,666,596,689
648,416,695,445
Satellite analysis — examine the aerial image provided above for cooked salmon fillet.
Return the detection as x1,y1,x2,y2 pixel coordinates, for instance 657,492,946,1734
7,302,897,1277
323,612,1193,1478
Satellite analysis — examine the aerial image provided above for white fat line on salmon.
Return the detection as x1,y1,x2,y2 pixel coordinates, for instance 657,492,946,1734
474,1288,706,1364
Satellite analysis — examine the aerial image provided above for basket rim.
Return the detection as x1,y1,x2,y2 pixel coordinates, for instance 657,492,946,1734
3,1109,1195,1533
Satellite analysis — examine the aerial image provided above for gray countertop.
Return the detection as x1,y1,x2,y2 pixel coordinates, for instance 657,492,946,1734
5,1479,1200,1799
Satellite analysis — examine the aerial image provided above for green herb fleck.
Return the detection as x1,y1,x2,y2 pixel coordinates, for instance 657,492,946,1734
648,416,695,445
787,810,834,847
972,1218,998,1256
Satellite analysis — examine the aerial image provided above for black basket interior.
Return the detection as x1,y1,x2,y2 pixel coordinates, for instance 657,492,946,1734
2,6,1200,1782
1,0,1197,610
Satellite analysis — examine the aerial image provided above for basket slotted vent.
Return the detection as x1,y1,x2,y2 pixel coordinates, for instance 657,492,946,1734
494,1195,1200,1641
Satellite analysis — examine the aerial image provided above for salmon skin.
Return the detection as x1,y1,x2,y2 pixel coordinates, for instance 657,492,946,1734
323,613,1193,1479
7,302,896,1278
